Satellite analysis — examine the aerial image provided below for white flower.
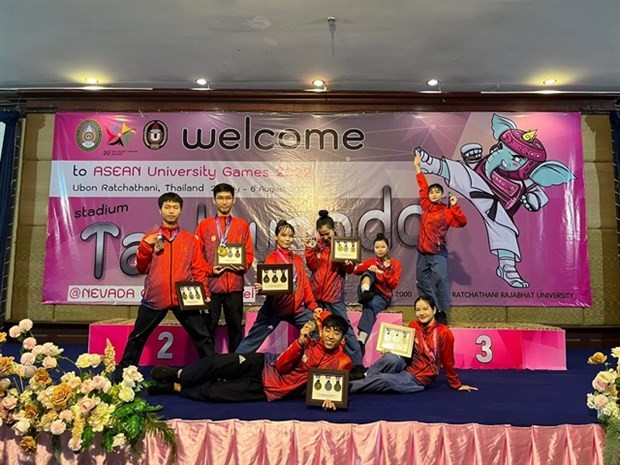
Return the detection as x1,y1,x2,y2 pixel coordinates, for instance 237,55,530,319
12,418,31,435
18,319,33,332
122,366,144,386
41,342,63,357
118,385,135,403
112,433,127,448
592,370,617,393
75,354,92,369
611,347,620,359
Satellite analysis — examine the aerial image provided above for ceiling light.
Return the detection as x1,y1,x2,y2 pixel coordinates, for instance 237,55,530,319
195,78,208,86
84,77,99,85
426,79,440,87
542,79,558,85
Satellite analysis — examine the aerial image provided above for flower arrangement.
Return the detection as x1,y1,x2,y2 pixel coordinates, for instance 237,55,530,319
0,319,176,462
587,348,620,465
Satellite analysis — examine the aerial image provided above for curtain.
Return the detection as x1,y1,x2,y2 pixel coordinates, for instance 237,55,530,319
610,111,620,268
0,110,22,327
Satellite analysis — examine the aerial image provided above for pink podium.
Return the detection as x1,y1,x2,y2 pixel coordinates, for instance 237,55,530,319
451,325,566,370
88,318,566,370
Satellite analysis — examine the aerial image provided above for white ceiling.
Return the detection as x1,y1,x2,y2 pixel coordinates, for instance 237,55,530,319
1,0,619,95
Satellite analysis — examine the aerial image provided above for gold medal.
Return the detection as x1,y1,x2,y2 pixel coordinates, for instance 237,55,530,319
217,245,229,257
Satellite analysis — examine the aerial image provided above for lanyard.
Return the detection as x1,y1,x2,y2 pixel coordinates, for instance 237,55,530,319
275,248,297,284
417,323,439,370
215,215,232,246
158,226,180,242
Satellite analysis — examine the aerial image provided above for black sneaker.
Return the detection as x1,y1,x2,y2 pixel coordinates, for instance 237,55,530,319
349,365,367,381
147,381,176,396
359,291,374,304
358,340,366,357
151,365,179,383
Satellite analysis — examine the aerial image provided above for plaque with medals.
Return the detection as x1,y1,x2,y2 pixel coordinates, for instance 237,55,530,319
330,237,361,263
174,281,208,310
214,243,246,267
256,263,294,295
305,368,349,409
376,322,415,358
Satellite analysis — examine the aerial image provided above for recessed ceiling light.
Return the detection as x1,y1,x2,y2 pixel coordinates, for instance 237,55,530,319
426,79,439,87
312,79,325,88
85,77,99,85
195,78,208,86
542,79,557,85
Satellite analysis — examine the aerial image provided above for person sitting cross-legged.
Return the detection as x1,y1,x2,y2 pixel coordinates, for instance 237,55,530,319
148,312,352,410
349,295,477,394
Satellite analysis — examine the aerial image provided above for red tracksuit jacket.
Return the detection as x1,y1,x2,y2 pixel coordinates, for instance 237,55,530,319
261,330,352,401
304,239,354,304
136,226,209,310
195,215,255,294
417,172,467,255
405,319,462,389
261,247,318,317
353,257,402,303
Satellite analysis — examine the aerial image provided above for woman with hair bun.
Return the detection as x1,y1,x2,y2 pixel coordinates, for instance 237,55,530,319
305,210,365,377
353,233,402,357
236,220,321,354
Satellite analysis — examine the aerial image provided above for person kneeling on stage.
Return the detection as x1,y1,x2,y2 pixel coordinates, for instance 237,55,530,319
349,295,477,394
148,313,352,410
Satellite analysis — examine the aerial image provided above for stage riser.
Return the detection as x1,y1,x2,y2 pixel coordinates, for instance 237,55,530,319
89,312,566,370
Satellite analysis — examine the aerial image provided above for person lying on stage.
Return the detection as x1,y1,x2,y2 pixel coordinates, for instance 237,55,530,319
349,295,477,394
148,313,352,410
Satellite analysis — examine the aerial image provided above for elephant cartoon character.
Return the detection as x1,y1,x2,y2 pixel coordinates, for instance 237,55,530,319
415,113,575,288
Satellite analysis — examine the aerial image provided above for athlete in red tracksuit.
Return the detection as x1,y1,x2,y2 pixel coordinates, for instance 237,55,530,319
196,183,255,352
350,295,477,394
235,220,320,354
305,210,363,371
116,193,214,381
149,312,352,409
353,233,402,356
414,152,467,323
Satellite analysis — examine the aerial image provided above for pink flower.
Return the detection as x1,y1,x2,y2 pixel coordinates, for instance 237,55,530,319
59,410,74,422
42,356,57,369
78,397,98,415
92,375,111,393
1,395,17,410
593,371,616,393
22,337,37,351
593,395,609,409
50,420,66,435
8,326,20,339
80,379,95,395
18,319,33,332
20,353,36,366
68,437,82,451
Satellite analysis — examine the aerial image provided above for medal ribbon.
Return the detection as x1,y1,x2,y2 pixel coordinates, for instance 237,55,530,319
158,226,180,242
215,215,233,247
275,248,297,285
417,324,439,373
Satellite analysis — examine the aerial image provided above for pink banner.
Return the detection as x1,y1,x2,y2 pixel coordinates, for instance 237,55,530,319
44,112,590,307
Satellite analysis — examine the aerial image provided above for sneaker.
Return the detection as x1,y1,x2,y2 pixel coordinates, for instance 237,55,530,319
358,340,366,357
147,381,175,396
349,365,367,381
151,365,179,383
359,291,374,304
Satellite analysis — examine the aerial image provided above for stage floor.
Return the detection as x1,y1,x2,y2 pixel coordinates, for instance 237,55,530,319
1,343,595,427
